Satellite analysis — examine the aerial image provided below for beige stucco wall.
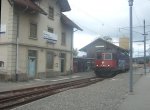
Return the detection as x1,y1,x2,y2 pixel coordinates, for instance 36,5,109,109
0,0,74,81
0,0,12,42
17,46,72,76
17,0,72,51
18,46,28,74
0,46,8,70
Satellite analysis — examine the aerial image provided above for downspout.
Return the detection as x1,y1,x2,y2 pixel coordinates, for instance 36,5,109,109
16,13,19,81
12,0,34,81
12,0,18,81
12,0,20,81
70,29,73,74
14,0,27,81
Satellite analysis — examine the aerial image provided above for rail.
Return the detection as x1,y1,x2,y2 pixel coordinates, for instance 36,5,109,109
0,77,104,110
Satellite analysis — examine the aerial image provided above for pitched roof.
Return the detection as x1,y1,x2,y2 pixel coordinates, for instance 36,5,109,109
8,0,47,15
8,0,71,15
61,14,83,31
57,0,71,12
79,37,128,52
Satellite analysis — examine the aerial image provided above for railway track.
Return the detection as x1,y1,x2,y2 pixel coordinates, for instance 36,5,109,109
0,77,104,110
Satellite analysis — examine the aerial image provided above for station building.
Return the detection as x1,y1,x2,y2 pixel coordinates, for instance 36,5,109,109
0,0,82,81
79,38,128,58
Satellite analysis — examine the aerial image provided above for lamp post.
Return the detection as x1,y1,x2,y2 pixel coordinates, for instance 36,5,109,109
128,0,134,92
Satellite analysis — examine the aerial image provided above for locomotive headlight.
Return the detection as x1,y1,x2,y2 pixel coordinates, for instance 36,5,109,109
96,65,98,67
108,65,110,66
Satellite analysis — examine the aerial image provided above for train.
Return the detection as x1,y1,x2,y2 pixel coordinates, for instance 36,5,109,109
94,49,129,77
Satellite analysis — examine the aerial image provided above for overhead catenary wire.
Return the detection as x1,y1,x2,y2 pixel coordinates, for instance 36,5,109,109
66,2,119,31
67,0,150,44
67,1,150,40
133,7,143,26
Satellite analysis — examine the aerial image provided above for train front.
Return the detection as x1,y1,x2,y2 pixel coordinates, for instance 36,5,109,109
94,52,117,77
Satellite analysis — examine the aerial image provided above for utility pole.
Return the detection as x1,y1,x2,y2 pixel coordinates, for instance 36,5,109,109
149,45,150,72
143,20,148,75
128,0,133,93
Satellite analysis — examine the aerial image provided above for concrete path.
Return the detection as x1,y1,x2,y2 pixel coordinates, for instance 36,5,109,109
119,72,150,110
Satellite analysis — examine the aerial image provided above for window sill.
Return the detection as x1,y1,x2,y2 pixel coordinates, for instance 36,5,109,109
61,43,66,46
29,37,38,40
48,16,54,20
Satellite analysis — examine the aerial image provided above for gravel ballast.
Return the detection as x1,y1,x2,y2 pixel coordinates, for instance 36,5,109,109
12,71,142,110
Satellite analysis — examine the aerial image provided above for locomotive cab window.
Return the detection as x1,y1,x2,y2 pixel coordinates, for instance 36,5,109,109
104,53,112,60
97,54,101,59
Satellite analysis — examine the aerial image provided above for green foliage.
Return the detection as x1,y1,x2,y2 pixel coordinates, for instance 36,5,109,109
73,48,78,57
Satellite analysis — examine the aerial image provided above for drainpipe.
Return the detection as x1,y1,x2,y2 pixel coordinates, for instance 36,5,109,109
14,0,28,81
12,0,18,81
70,29,74,74
12,0,29,81
15,13,19,81
12,0,20,81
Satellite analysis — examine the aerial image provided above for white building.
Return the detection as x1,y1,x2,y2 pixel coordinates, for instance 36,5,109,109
0,0,82,81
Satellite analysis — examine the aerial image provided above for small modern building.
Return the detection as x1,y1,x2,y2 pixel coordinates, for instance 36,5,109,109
73,57,94,73
0,0,82,81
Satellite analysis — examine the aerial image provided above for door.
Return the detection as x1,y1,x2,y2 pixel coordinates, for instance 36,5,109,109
60,53,66,73
28,57,36,78
28,50,37,79
61,58,65,72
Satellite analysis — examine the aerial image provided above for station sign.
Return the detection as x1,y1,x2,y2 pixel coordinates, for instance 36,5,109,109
43,31,57,44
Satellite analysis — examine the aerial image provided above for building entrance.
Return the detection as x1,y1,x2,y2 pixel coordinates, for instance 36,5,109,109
28,50,37,79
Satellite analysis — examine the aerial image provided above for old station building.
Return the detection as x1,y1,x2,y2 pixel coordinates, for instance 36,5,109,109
0,0,82,81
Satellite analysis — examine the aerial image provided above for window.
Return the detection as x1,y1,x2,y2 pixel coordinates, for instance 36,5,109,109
0,61,4,67
60,53,66,58
61,32,66,46
104,53,112,60
48,27,53,33
46,51,54,69
102,54,105,60
48,7,54,19
28,50,37,57
96,53,101,59
30,23,37,39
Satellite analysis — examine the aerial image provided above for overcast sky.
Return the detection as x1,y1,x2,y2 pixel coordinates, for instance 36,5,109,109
64,0,150,57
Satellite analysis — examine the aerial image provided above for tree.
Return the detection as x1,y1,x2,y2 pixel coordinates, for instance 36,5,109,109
73,48,78,57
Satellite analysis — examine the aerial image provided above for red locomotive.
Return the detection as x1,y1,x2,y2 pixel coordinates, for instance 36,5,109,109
94,49,129,77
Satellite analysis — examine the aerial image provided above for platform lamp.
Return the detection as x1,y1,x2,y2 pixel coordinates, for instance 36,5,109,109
128,0,134,93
